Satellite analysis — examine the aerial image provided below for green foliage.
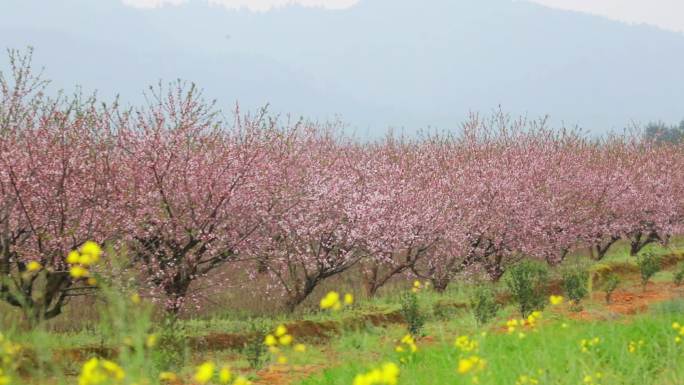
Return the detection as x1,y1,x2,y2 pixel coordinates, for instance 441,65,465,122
674,263,684,286
637,252,662,290
562,267,589,311
152,317,189,371
242,318,271,369
399,290,425,337
505,260,549,318
469,285,499,325
603,273,620,304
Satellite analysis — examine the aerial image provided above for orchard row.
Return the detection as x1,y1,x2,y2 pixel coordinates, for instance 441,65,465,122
1,54,682,321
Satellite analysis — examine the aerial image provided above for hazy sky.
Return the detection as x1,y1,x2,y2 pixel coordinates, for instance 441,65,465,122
122,0,684,34
525,0,684,33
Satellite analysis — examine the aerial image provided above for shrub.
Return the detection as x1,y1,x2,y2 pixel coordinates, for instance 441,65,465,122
399,290,425,337
469,286,499,325
637,252,662,291
505,260,549,318
562,267,589,311
153,318,189,371
674,263,684,286
603,273,620,304
243,319,271,370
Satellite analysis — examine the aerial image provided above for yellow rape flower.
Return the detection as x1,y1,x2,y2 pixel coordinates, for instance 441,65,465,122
279,334,293,346
550,295,564,305
219,366,232,384
457,355,486,375
131,293,141,304
70,266,89,279
26,261,42,272
344,293,354,305
194,361,216,384
320,291,341,310
275,325,287,337
454,335,478,353
294,343,306,353
78,358,125,385
80,241,103,263
67,251,81,264
353,362,399,385
628,340,644,353
233,376,252,385
264,334,277,346
146,334,158,348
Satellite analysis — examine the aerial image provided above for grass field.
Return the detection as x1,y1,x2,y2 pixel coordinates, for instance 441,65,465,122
3,240,684,385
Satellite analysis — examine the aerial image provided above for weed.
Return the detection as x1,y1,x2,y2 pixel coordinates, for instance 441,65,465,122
399,290,425,337
637,252,662,291
603,273,620,304
562,267,589,311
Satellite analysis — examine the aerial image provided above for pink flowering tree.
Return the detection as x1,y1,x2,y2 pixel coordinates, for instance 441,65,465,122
0,50,120,324
119,84,271,315
254,127,372,311
617,142,682,255
358,138,450,297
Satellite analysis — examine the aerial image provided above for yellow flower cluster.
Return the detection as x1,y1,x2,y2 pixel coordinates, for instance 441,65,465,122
454,335,479,353
0,369,9,385
582,372,603,385
506,318,521,333
264,324,306,364
194,361,249,385
0,333,21,385
672,322,684,343
67,241,103,285
627,340,644,353
352,362,400,385
549,295,564,305
515,374,540,385
505,311,542,338
26,260,42,273
411,280,429,293
395,334,418,363
580,337,601,353
78,358,125,385
526,311,542,327
320,291,354,310
457,355,486,379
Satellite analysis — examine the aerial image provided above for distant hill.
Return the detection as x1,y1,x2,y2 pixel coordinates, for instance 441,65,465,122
1,0,683,137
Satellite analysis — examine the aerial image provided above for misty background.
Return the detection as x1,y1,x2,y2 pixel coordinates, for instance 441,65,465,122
1,0,683,137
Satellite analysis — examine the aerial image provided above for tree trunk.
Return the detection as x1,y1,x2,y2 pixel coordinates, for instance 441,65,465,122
484,255,505,282
284,278,318,313
431,277,450,293
591,236,620,260
629,231,660,256
164,276,192,316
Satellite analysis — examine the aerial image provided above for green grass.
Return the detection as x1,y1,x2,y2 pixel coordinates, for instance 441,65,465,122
300,308,684,385
3,240,684,385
